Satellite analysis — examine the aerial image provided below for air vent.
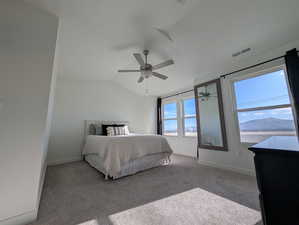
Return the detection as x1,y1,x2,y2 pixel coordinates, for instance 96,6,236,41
232,48,251,57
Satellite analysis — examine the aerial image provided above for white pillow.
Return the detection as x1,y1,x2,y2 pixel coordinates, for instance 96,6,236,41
124,125,130,135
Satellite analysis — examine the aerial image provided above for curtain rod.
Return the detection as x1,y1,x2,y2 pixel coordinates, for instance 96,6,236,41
221,50,299,79
220,55,284,78
161,50,299,99
161,89,194,100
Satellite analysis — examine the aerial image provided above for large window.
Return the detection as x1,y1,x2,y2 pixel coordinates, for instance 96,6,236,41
162,96,197,137
163,102,178,136
233,68,296,143
183,98,197,136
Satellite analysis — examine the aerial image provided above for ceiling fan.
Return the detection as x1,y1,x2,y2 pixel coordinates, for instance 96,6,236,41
118,50,174,83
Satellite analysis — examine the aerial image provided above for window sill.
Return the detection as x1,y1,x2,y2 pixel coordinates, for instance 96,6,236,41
240,142,256,148
163,134,178,136
163,135,197,139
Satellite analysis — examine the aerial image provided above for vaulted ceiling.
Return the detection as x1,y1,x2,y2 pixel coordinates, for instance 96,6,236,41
26,0,299,96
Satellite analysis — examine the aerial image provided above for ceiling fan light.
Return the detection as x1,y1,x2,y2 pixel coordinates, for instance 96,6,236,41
141,70,152,78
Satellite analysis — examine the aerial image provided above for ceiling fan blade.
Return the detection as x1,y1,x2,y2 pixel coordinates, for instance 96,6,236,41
152,72,168,80
152,59,174,70
118,70,140,72
133,53,145,66
155,28,173,42
137,76,144,83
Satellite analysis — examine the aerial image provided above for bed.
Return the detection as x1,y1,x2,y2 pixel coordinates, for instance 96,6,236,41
82,120,173,179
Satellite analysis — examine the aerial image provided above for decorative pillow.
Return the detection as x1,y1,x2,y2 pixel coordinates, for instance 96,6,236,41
90,124,102,135
124,125,130,135
94,124,102,135
102,124,125,136
89,124,96,135
106,126,129,136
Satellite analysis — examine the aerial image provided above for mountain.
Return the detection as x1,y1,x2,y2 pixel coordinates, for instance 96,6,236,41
240,117,295,132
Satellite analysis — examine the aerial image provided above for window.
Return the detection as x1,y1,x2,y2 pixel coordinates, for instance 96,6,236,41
162,95,197,137
183,98,197,136
163,102,178,136
233,68,296,143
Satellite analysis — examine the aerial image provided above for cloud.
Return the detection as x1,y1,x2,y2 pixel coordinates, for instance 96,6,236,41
253,112,265,116
271,108,291,115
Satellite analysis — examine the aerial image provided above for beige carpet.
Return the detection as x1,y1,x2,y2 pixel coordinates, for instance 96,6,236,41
29,155,262,225
109,188,260,225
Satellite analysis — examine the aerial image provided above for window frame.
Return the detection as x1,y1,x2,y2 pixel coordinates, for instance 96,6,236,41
230,65,296,145
182,97,197,137
161,93,197,138
162,100,179,136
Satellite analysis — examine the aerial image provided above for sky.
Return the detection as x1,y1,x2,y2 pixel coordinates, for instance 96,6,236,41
234,69,294,123
234,70,290,109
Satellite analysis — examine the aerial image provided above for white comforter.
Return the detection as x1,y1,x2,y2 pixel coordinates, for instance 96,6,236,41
83,134,173,177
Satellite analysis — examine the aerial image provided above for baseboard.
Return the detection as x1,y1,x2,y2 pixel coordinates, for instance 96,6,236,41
0,210,37,225
173,153,197,159
197,159,255,176
36,161,47,211
47,156,82,166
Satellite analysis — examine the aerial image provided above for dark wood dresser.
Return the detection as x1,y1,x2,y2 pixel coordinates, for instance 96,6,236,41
249,136,299,225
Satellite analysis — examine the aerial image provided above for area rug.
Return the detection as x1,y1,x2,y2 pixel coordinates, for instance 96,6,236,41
108,188,261,225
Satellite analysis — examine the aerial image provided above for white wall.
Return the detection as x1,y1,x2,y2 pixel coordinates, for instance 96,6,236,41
166,39,299,175
167,137,197,158
48,78,156,165
0,1,58,224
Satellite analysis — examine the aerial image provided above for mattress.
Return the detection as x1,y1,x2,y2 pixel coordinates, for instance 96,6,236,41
83,134,173,178
85,153,171,179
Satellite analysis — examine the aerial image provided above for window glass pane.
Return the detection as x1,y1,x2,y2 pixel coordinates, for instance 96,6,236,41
238,107,296,143
184,98,196,117
184,117,197,136
234,70,290,109
163,120,178,136
163,102,177,119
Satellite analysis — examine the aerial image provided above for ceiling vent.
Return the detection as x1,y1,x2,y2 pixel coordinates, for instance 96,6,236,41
232,48,251,57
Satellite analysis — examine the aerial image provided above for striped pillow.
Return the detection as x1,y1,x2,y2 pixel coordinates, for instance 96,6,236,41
106,126,128,136
102,124,123,135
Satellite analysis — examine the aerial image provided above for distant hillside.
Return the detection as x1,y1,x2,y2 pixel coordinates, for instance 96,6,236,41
240,117,295,131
